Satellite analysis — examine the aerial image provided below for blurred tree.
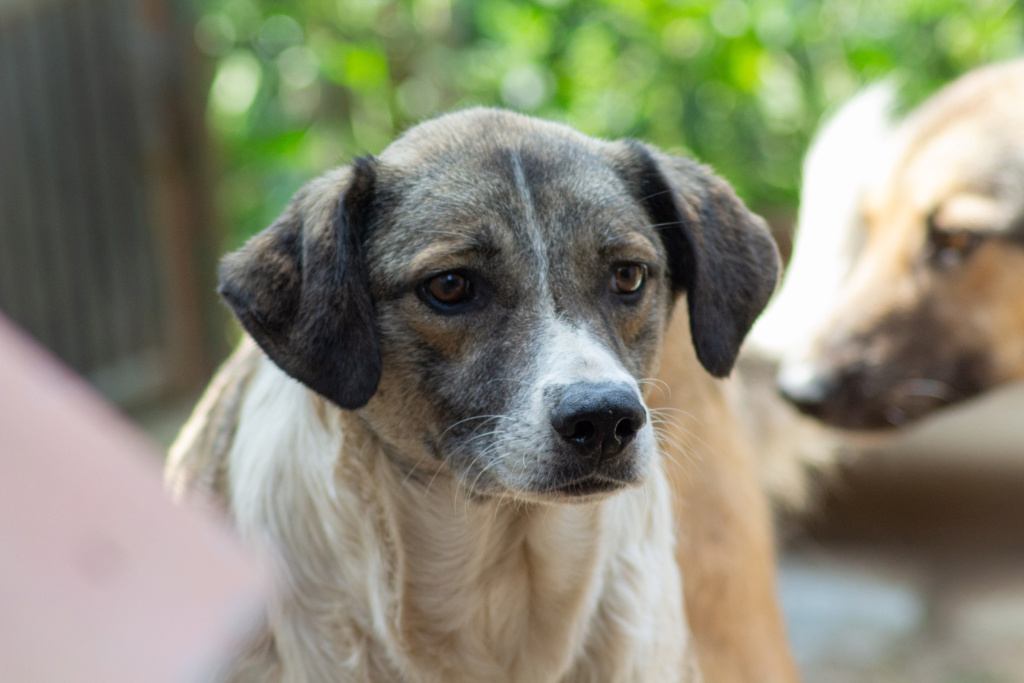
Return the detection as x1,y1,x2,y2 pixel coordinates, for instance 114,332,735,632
189,0,1024,245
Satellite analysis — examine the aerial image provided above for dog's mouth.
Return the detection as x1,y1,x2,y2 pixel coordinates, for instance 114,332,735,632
779,353,991,431
786,381,962,431
544,473,629,497
527,452,646,500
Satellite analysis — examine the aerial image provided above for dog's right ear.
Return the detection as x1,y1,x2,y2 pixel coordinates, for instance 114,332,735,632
607,141,780,378
217,158,381,410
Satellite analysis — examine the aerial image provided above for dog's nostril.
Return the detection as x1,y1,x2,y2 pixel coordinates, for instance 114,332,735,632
569,420,596,443
614,418,636,441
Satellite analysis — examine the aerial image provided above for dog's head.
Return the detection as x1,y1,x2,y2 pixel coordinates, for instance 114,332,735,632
219,109,777,500
779,61,1024,430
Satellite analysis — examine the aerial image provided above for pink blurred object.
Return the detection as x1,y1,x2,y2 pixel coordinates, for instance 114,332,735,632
0,314,266,682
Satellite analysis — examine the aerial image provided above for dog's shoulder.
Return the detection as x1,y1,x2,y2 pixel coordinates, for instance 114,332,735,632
165,336,264,509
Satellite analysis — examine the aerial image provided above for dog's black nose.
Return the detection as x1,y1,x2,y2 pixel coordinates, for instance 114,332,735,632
777,362,837,418
551,383,646,459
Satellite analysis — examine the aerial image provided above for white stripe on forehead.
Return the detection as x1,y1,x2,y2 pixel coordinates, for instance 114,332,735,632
510,150,552,302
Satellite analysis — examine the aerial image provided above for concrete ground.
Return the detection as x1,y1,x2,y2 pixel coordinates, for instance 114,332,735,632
780,429,1024,681
134,396,1024,683
781,545,1024,683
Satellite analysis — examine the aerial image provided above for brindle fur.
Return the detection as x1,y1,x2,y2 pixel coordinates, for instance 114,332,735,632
168,108,783,682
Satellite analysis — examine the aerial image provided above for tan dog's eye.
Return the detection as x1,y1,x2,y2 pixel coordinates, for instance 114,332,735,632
926,217,982,268
611,264,647,296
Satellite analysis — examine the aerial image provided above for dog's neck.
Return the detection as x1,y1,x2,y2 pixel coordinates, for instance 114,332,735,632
228,356,687,682
384,462,609,680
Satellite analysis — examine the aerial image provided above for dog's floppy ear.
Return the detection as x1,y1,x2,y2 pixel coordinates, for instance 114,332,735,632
611,141,780,377
217,157,381,409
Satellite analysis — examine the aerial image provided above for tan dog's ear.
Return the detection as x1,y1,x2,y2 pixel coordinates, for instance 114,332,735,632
218,157,381,409
611,141,780,377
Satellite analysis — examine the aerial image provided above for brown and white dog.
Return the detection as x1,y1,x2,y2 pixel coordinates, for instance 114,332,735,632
166,108,791,681
761,59,1024,431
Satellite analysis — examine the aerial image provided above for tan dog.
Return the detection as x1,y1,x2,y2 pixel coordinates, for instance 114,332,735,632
773,59,1024,430
654,314,802,683
167,108,784,681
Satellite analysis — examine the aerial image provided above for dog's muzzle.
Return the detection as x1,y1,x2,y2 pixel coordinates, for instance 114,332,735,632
550,382,647,461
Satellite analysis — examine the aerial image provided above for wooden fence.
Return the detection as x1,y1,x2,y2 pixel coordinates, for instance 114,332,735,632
0,0,223,405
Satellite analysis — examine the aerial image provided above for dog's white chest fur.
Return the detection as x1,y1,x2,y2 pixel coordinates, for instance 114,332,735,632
225,357,692,682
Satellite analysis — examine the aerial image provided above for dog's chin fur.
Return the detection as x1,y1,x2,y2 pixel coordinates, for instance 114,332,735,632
470,468,648,506
512,434,655,503
212,352,693,682
506,470,647,506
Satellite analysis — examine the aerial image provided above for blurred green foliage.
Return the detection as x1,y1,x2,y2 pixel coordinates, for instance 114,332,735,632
191,0,1024,245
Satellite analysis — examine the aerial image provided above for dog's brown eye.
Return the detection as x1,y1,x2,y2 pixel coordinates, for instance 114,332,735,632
927,222,981,268
426,272,472,305
611,264,646,295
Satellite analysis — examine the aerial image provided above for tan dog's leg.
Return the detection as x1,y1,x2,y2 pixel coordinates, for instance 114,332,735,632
653,312,799,683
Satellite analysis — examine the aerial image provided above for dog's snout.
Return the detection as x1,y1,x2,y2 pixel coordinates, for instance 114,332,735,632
777,362,838,418
551,383,646,459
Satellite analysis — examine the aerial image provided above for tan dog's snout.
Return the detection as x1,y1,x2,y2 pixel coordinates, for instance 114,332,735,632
775,356,919,430
775,294,991,430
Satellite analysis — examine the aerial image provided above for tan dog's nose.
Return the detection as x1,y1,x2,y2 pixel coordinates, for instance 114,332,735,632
550,383,646,460
777,362,837,419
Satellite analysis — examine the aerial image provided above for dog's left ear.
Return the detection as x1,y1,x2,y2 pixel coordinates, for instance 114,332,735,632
610,141,780,377
217,158,381,409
